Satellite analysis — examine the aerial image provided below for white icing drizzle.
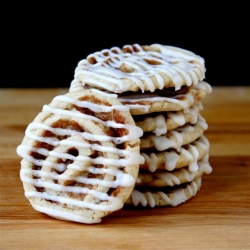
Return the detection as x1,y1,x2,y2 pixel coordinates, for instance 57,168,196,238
152,114,168,136
159,189,186,206
16,90,145,223
25,189,123,212
176,124,195,132
176,114,207,133
136,177,141,184
190,102,203,123
193,81,212,94
168,102,203,126
70,79,85,92
164,151,179,171
168,111,186,126
53,95,128,112
32,204,101,224
146,191,155,208
187,135,210,172
154,172,181,186
21,166,135,188
124,104,151,113
148,129,183,152
149,134,178,152
72,44,206,93
129,177,202,207
197,115,208,130
188,144,200,171
118,90,194,110
131,189,147,206
141,152,158,172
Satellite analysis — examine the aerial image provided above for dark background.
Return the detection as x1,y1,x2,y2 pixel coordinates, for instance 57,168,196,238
2,4,248,89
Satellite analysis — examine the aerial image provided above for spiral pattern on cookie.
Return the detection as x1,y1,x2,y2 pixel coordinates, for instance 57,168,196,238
17,89,144,223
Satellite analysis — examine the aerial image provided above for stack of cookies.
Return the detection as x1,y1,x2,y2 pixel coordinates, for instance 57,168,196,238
70,43,212,208
17,43,212,224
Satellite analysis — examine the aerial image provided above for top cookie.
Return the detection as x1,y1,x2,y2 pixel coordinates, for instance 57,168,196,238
72,44,206,93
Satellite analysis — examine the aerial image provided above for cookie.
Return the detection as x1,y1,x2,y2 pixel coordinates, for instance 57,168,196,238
118,81,211,115
140,114,208,151
16,89,144,224
140,135,210,172
136,157,212,187
134,103,203,135
71,44,206,93
125,177,202,207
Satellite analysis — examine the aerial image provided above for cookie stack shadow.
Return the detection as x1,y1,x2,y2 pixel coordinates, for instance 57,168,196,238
70,43,213,208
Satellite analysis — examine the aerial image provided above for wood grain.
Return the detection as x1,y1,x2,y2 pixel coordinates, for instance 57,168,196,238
0,87,250,250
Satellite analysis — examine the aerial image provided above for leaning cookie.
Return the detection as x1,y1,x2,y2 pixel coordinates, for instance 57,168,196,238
125,177,202,207
16,89,144,224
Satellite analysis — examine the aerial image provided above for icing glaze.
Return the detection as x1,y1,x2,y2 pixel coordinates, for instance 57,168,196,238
152,114,167,136
149,130,184,151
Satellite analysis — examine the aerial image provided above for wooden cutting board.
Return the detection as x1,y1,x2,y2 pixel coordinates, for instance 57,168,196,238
1,87,249,250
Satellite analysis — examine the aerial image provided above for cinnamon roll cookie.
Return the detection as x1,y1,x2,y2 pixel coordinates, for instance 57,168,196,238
117,81,211,115
125,177,202,207
16,89,144,224
140,135,210,172
71,44,206,93
140,114,208,151
134,102,203,135
136,157,212,187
